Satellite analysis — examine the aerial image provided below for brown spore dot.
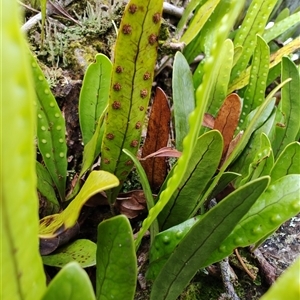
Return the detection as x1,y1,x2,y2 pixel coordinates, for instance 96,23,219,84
139,106,144,111
128,4,137,14
153,13,161,24
113,83,121,91
125,160,133,166
121,171,128,177
140,89,148,98
122,24,132,34
143,72,151,80
130,140,139,147
106,133,115,140
103,158,110,164
148,34,157,45
116,66,123,73
112,101,121,109
135,121,141,129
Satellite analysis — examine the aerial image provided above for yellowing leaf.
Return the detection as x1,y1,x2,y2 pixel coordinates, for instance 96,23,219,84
39,171,119,238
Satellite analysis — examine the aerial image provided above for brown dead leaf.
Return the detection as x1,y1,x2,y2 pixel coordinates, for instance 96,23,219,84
203,113,215,129
224,130,244,164
141,87,171,191
214,93,241,160
115,190,147,218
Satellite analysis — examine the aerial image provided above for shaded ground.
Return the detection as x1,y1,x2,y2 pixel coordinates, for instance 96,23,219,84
23,1,299,299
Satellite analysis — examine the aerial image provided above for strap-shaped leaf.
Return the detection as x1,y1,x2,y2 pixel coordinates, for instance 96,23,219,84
30,51,67,200
230,0,277,81
195,96,276,212
79,54,112,145
208,171,241,199
172,51,195,151
230,109,276,187
206,39,234,116
122,148,159,246
42,262,95,300
183,1,235,64
193,39,235,138
146,216,202,281
158,130,223,230
39,171,119,238
96,215,137,300
150,177,269,300
185,0,238,65
263,11,300,43
194,39,235,140
239,35,270,130
180,0,221,45
228,37,300,93
36,161,60,215
80,105,107,177
176,0,204,35
206,174,300,266
101,0,163,202
272,57,300,158
239,133,274,186
66,105,108,201
2,1,46,298
266,62,281,87
270,142,300,182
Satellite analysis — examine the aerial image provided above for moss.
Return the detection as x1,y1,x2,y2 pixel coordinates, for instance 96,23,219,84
42,65,63,89
28,1,122,70
187,271,225,300
179,282,202,300
122,168,142,193
159,21,171,42
62,39,100,73
66,0,89,15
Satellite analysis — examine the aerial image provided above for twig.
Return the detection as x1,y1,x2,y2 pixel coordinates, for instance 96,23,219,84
235,248,256,280
163,2,184,18
137,251,148,289
18,1,40,13
155,55,173,77
21,12,42,32
121,1,187,19
252,248,277,285
21,0,78,32
220,257,241,300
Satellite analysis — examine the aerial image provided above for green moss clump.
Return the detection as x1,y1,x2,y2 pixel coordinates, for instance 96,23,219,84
28,1,124,70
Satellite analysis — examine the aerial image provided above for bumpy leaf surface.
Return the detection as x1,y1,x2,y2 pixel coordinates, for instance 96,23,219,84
30,52,67,200
2,1,46,298
150,177,269,300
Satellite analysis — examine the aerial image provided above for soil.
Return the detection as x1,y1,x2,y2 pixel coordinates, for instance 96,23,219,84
22,1,299,299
